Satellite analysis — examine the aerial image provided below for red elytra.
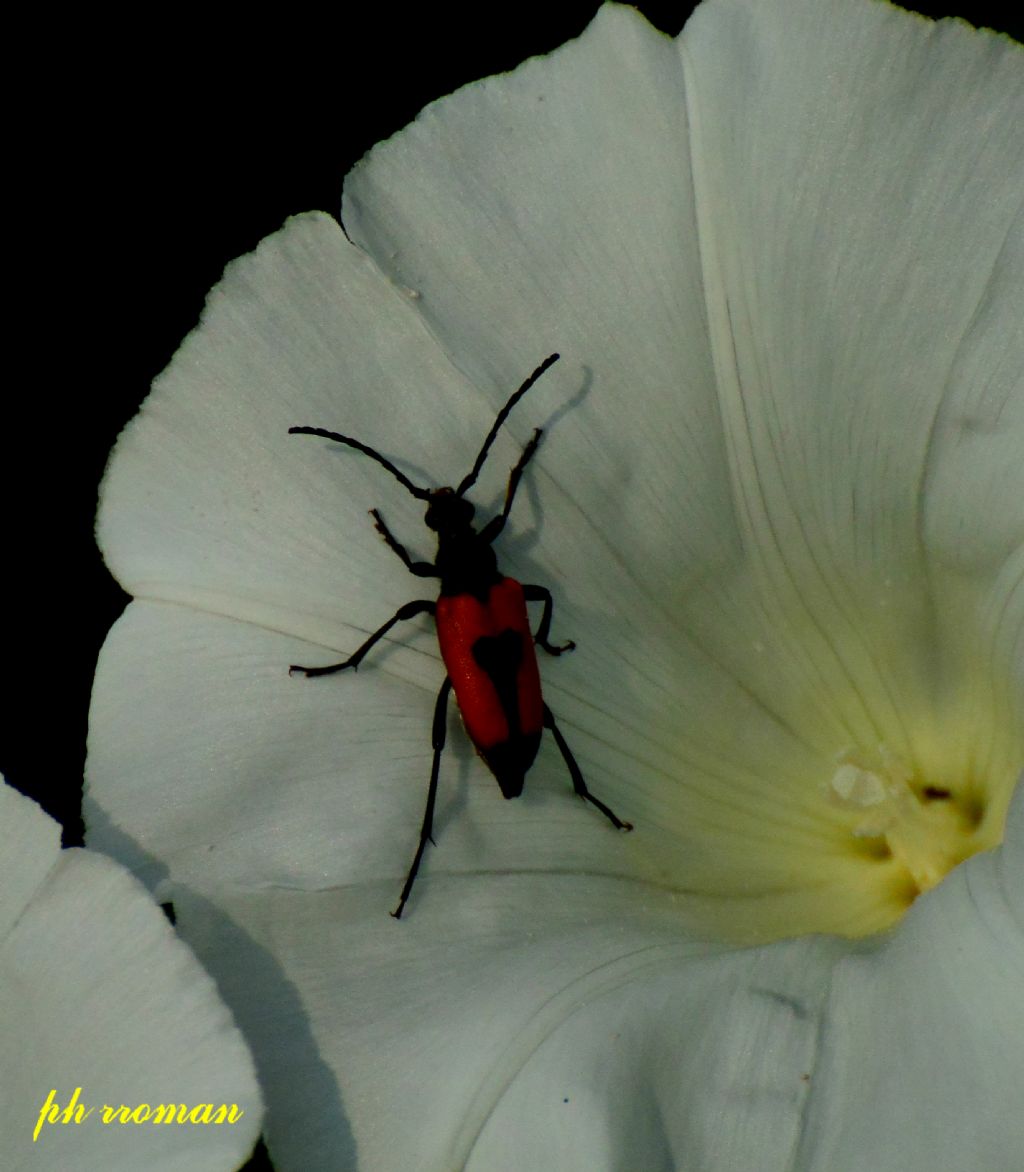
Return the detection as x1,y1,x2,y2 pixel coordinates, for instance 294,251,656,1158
436,577,544,796
289,354,631,917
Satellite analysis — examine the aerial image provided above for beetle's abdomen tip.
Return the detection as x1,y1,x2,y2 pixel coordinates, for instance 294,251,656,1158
479,731,541,800
495,772,526,800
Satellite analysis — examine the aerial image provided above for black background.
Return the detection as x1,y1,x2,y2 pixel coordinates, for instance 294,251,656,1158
3,5,1019,1170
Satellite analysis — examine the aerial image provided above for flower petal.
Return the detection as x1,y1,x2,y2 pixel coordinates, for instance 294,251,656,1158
0,780,263,1168
342,4,733,596
677,0,1024,867
86,601,647,899
344,0,1024,596
342,0,1024,935
89,0,1022,944
97,211,524,656
286,3,850,938
170,875,847,1172
169,774,1023,1171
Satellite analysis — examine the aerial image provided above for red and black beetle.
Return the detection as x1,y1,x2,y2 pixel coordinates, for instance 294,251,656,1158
289,354,631,917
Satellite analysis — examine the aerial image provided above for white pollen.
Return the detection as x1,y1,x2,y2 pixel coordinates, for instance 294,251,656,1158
830,763,888,807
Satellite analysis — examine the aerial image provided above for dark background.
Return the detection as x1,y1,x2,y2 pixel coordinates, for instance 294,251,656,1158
3,5,1018,1170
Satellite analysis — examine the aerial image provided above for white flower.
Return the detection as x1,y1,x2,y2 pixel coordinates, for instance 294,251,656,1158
0,777,262,1169
86,1,1023,1169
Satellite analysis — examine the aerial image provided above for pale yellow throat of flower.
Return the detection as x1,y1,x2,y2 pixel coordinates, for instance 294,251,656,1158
648,574,1022,944
678,712,1022,943
811,657,1018,937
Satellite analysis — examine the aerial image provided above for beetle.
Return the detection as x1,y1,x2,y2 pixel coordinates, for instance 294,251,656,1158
289,353,631,917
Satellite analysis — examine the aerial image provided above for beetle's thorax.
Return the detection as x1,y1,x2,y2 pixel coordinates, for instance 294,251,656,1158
426,487,501,601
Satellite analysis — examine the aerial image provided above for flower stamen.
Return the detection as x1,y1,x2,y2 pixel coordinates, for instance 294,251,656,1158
828,746,985,900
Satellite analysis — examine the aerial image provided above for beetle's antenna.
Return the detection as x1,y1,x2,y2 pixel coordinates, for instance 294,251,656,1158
456,353,560,498
289,427,432,500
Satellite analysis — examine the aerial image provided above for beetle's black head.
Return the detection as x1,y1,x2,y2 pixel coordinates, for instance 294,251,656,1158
424,487,475,533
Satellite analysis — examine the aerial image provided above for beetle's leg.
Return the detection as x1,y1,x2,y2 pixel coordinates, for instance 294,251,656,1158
542,706,633,831
478,428,542,545
370,509,438,578
289,599,435,676
392,676,453,919
522,583,575,655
